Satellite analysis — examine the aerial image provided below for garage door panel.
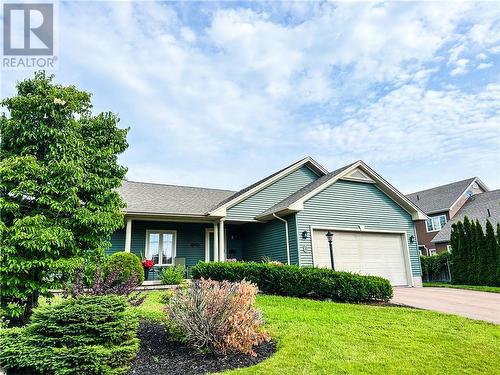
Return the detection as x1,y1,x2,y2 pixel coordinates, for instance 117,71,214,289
313,230,409,286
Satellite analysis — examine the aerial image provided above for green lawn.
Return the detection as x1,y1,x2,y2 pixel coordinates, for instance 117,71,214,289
136,292,500,375
423,282,500,294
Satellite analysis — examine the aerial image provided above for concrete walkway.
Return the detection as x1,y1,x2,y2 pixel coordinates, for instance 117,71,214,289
392,287,500,324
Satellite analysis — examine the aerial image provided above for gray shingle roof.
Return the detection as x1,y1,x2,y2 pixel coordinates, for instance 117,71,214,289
118,181,235,216
432,189,500,243
257,162,357,218
406,178,477,214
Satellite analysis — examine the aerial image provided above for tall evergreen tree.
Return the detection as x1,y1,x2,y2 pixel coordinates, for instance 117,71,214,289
497,223,500,286
450,222,466,284
0,72,128,323
462,217,473,284
473,220,486,285
483,221,497,286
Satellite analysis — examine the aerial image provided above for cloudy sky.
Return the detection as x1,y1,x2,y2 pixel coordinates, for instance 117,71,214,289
1,1,499,194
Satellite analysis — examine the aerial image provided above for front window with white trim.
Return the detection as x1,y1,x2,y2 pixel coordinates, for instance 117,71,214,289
146,230,176,266
426,214,447,232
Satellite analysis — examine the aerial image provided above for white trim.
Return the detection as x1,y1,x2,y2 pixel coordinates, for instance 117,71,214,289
310,226,414,287
208,157,328,217
205,228,213,262
448,177,489,217
219,219,225,261
125,214,214,223
425,214,447,232
309,225,316,267
213,223,219,262
258,161,427,221
273,213,291,265
124,218,132,253
341,168,375,183
145,229,177,266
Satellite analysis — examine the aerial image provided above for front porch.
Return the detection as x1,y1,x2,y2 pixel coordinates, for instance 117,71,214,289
109,218,251,280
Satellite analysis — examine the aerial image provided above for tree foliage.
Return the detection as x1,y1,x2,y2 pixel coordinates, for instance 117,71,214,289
449,216,499,286
0,72,128,322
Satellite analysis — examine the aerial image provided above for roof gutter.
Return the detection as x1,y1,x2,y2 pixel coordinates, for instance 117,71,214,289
273,213,291,265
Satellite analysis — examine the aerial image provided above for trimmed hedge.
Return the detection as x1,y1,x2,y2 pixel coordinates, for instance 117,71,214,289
0,295,139,375
191,262,393,302
420,252,451,282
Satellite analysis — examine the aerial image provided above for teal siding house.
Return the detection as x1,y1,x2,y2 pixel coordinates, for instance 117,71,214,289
109,157,427,286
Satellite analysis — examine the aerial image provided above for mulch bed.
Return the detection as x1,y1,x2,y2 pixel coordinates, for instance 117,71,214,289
127,322,276,375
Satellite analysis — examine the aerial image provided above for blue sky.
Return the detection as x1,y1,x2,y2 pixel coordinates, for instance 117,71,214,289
1,1,499,194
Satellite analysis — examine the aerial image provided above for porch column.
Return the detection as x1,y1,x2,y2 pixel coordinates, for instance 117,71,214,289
124,218,132,253
219,219,225,262
213,222,219,262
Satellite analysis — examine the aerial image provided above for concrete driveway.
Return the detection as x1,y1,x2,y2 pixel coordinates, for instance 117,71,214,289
392,287,500,324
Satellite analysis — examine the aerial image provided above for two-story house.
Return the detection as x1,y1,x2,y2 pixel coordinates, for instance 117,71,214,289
406,177,489,256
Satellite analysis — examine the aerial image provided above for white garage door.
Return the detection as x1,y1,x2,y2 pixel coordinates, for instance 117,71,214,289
313,230,409,286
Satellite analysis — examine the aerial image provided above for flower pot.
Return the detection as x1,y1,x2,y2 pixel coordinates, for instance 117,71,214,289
144,268,150,281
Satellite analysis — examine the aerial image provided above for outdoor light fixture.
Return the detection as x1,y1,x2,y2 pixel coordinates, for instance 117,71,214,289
325,231,335,270
325,230,334,244
409,235,415,243
302,230,308,239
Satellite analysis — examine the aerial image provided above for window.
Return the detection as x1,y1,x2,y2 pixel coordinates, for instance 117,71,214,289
429,248,437,256
446,245,452,252
426,214,447,232
146,230,176,265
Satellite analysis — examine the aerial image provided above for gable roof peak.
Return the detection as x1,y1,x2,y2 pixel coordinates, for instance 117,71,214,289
406,177,489,215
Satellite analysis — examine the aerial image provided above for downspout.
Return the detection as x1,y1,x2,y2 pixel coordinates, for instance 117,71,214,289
273,213,291,265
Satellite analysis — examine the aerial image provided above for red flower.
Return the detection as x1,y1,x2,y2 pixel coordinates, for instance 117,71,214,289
141,259,155,269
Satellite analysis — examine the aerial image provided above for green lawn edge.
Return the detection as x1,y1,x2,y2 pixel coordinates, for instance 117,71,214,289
134,291,500,375
423,282,500,293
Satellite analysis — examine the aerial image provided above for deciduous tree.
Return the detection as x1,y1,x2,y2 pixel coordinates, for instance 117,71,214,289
0,72,128,323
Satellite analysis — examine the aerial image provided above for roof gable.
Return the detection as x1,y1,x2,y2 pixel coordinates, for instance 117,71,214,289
406,177,489,215
208,156,327,217
432,189,500,243
257,161,427,221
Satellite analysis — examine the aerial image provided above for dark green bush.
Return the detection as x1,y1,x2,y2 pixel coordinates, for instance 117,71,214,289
191,262,392,302
160,265,186,285
0,295,139,375
420,252,451,282
103,252,144,285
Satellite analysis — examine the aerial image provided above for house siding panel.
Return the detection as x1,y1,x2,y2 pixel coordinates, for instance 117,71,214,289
226,165,320,221
242,220,288,263
287,214,299,265
108,227,125,255
296,180,421,276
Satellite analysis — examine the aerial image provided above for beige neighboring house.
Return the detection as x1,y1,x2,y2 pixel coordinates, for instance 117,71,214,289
406,177,489,256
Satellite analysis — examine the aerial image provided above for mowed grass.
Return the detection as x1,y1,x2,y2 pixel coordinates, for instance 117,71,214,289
423,282,500,294
137,292,500,375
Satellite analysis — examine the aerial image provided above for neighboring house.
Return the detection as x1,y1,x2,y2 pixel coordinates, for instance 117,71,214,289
432,189,500,246
109,157,427,286
406,178,489,256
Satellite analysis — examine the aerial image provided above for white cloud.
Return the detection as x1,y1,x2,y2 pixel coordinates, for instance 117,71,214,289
3,1,499,191
477,62,493,70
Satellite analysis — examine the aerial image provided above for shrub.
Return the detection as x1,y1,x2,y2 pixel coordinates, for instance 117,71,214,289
166,279,270,356
420,252,451,282
0,295,139,375
103,252,144,285
191,262,393,302
160,265,186,285
63,266,145,306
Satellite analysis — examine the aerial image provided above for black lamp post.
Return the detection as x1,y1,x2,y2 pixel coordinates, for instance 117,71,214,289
325,230,335,270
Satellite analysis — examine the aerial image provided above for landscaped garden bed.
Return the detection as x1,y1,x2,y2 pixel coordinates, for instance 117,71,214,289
128,322,275,375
